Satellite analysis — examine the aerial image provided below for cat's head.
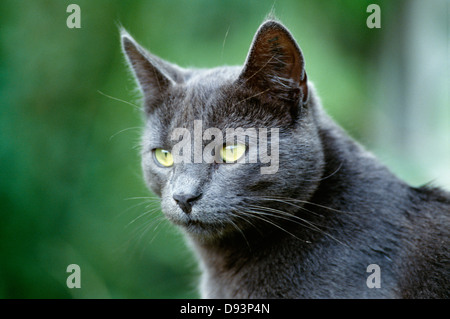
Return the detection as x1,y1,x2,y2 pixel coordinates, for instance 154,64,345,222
122,20,325,242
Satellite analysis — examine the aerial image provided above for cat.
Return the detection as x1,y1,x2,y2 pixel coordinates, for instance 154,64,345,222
121,19,450,298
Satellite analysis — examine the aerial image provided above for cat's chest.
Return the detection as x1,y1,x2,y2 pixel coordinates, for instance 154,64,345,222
196,237,398,298
197,242,310,298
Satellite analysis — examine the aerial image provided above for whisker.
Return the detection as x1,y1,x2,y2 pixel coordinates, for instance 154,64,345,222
134,216,167,258
244,195,351,214
246,205,348,248
125,196,160,201
109,127,141,141
247,205,323,235
133,214,166,244
97,90,141,110
232,210,263,236
228,218,251,250
239,210,310,244
252,198,324,218
238,54,277,87
221,26,230,62
303,162,343,182
114,197,159,220
121,212,165,258
147,217,168,245
125,206,161,227
231,88,271,107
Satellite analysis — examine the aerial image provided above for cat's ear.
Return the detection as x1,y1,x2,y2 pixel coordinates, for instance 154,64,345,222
121,30,182,112
239,21,308,105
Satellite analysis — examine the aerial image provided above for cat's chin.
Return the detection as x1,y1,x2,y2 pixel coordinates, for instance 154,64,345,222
168,215,231,241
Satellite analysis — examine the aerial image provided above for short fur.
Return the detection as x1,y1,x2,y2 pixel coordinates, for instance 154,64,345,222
121,20,450,298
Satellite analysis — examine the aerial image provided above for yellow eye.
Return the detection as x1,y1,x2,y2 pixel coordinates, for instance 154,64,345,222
219,144,246,163
153,148,174,167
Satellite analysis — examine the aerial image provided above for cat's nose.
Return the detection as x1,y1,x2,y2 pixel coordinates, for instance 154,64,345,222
173,192,202,214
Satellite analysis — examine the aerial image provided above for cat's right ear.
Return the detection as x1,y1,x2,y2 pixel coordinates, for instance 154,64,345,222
238,21,308,106
121,30,177,112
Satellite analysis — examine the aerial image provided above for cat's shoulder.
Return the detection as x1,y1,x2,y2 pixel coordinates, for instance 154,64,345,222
409,184,450,215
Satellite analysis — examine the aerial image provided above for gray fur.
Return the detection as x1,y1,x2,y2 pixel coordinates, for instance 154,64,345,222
121,20,450,298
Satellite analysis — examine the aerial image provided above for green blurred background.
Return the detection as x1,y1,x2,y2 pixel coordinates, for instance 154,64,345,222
0,0,448,298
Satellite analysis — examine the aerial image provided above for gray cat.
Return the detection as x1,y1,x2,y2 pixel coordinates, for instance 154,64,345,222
121,20,449,298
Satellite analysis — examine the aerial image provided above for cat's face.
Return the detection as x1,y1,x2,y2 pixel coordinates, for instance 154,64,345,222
122,21,324,241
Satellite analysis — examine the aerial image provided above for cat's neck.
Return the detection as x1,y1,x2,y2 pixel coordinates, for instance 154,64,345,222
312,103,410,209
189,101,412,298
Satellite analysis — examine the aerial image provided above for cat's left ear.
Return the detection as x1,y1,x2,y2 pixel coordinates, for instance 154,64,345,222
239,21,308,105
121,30,184,113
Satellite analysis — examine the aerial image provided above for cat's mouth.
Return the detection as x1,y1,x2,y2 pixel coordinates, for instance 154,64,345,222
183,219,228,239
166,210,229,238
187,217,218,229
185,219,209,231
